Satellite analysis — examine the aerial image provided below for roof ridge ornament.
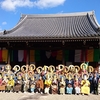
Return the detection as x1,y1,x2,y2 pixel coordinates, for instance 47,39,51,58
3,30,7,35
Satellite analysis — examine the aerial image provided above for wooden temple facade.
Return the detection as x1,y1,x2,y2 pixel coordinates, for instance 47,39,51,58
0,11,100,68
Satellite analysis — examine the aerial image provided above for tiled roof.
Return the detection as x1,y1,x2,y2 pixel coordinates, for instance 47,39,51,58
0,11,100,41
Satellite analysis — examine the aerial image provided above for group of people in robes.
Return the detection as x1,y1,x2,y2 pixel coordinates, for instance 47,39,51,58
0,63,100,96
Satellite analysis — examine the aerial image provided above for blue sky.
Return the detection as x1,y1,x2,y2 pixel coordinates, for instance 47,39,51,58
0,0,100,31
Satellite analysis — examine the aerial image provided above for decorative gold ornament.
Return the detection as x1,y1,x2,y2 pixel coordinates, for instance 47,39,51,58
74,73,80,79
68,65,75,72
80,63,88,71
13,65,20,72
28,71,34,77
58,64,64,71
63,66,69,73
66,72,73,80
43,65,49,71
21,65,26,72
49,65,55,72
74,65,80,73
45,73,52,79
88,66,94,73
29,64,36,71
5,64,11,71
36,66,43,73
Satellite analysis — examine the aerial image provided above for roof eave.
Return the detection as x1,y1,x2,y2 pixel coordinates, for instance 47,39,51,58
0,36,100,41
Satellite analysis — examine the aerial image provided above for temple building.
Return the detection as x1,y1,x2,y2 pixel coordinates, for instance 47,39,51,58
0,11,100,69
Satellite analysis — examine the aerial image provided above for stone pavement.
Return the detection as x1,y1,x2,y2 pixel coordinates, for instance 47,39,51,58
0,92,100,100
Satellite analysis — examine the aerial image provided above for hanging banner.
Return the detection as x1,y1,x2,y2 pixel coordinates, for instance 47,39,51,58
23,50,27,62
86,49,93,62
18,50,24,62
56,50,63,61
74,50,82,62
0,50,2,62
10,50,13,62
64,50,69,62
93,49,100,62
30,50,35,62
35,50,40,62
2,49,8,62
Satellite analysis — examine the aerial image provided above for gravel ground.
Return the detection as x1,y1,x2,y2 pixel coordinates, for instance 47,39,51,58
0,92,100,100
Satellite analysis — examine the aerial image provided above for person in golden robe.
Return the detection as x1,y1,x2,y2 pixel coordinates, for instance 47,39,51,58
44,75,52,94
81,74,90,95
6,75,15,92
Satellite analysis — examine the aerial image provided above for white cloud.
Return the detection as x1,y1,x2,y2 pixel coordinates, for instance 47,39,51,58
2,21,7,25
0,0,66,11
0,0,33,11
34,0,66,8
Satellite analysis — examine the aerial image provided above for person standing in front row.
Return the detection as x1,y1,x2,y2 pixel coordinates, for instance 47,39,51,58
81,74,90,95
92,73,99,95
35,76,44,94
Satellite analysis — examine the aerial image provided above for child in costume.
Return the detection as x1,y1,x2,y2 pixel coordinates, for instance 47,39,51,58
51,75,58,94
59,77,65,95
13,74,23,93
2,75,8,92
0,74,6,92
29,76,36,93
81,74,90,95
6,75,15,92
35,76,44,94
74,78,80,95
0,74,3,85
65,73,74,94
66,83,73,94
23,75,29,93
4,64,13,78
44,74,52,94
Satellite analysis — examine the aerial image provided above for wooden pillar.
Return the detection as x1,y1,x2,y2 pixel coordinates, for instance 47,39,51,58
7,49,10,64
26,49,30,65
62,40,65,65
62,49,65,65
7,42,10,64
83,40,86,62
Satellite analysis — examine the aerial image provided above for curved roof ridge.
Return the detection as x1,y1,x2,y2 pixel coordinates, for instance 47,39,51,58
87,11,99,30
7,15,27,34
21,11,93,18
92,11,100,28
